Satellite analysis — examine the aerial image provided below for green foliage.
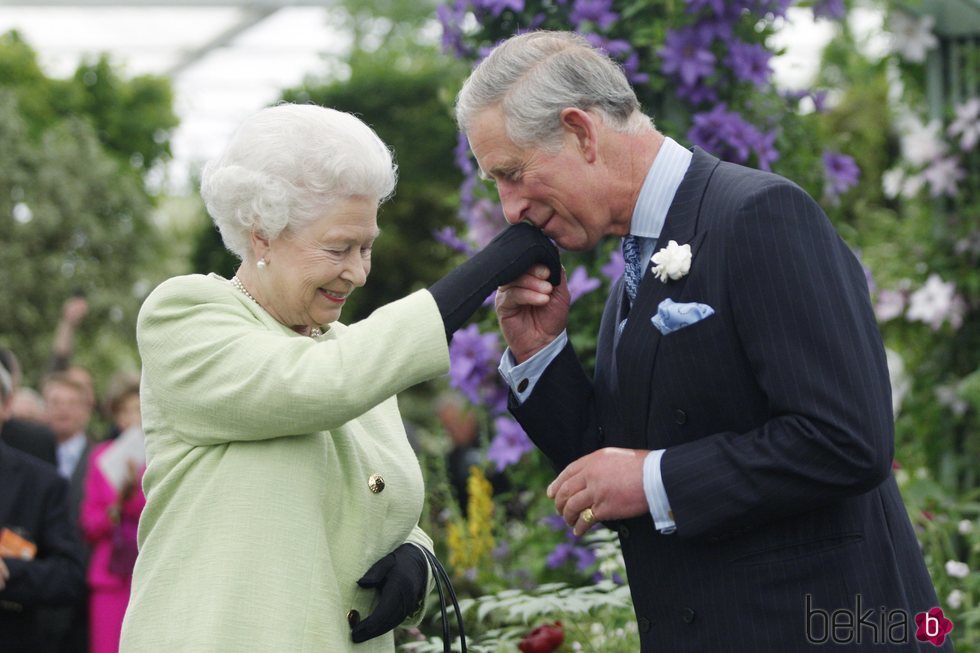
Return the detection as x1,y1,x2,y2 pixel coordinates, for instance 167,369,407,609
0,30,177,180
0,33,178,389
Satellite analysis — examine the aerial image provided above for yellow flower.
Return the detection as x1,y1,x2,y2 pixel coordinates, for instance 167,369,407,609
446,466,496,573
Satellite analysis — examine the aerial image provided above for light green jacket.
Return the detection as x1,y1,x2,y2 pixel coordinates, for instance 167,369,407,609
120,274,450,652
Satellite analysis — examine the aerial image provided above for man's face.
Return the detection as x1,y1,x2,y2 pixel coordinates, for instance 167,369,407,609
43,381,91,442
466,108,612,251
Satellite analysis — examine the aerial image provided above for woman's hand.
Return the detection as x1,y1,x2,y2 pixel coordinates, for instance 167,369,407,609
350,543,428,643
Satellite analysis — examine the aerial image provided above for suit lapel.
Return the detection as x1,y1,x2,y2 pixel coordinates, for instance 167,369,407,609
595,275,625,410
615,148,720,442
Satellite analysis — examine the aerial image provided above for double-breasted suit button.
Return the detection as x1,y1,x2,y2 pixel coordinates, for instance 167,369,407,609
347,609,360,627
682,607,696,623
368,473,385,493
619,525,631,539
673,409,688,425
638,617,652,633
597,425,605,439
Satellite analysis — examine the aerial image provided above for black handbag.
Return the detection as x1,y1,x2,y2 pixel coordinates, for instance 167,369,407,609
419,547,467,653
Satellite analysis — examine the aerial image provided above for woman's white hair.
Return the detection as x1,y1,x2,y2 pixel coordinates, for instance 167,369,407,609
201,103,397,261
455,31,651,151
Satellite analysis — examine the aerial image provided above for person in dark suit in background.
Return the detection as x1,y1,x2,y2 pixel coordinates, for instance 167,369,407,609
0,349,58,467
39,371,94,653
455,31,949,652
0,361,87,653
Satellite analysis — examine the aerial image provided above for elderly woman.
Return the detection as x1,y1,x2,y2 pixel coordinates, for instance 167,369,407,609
119,104,558,652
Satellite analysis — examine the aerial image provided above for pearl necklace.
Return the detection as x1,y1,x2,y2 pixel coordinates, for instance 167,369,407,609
230,276,322,338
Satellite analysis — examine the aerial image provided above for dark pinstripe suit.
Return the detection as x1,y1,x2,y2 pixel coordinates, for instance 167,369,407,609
513,149,950,651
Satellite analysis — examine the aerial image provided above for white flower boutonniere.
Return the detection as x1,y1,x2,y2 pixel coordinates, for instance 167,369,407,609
651,240,692,283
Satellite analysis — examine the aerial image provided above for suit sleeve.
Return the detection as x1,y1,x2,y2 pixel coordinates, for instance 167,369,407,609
137,277,449,445
510,341,603,472
661,181,894,539
0,474,85,606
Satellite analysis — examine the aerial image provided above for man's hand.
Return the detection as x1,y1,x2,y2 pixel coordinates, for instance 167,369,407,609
495,265,571,363
0,557,9,591
547,448,650,536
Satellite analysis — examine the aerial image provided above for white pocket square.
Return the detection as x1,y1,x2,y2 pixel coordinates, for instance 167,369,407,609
651,298,715,335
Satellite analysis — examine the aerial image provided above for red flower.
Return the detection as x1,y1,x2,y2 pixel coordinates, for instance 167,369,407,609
922,510,935,521
518,621,565,653
892,459,902,470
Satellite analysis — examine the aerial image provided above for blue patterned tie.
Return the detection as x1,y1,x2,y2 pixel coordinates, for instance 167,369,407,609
623,234,643,305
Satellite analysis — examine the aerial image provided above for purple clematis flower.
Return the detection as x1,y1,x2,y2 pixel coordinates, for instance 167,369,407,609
487,416,534,471
546,531,597,572
750,0,792,18
822,151,861,202
567,265,602,304
812,0,846,20
678,83,719,105
601,247,625,282
454,132,475,176
659,27,716,88
473,0,524,17
547,542,577,569
448,324,502,406
433,226,472,254
695,18,734,43
754,129,780,171
582,33,632,58
436,1,470,58
464,198,507,248
621,51,649,85
726,39,773,87
688,104,780,170
570,0,619,30
685,0,727,16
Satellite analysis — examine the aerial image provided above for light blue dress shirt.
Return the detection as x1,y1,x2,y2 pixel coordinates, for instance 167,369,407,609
499,137,693,534
57,431,87,480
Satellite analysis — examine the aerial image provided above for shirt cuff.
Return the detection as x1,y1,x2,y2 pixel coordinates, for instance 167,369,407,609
643,449,676,534
498,331,568,405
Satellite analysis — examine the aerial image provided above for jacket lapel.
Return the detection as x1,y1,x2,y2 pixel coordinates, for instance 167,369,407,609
614,148,720,443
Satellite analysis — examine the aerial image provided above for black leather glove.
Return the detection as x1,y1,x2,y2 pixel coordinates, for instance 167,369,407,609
429,222,562,338
350,543,428,644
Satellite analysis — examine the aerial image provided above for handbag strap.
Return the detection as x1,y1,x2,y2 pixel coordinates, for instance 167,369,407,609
420,547,467,653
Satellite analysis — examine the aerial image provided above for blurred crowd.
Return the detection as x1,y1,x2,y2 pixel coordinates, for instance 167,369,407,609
1,296,146,653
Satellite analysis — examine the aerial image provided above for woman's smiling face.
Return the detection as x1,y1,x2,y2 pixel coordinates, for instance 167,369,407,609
256,196,380,332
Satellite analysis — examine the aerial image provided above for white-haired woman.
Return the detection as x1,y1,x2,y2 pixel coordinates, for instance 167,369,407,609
119,103,559,653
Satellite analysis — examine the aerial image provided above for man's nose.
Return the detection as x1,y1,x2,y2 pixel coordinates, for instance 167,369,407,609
497,185,527,225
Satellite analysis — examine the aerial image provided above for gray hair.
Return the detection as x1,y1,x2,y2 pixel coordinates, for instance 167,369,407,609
201,103,398,261
455,31,651,150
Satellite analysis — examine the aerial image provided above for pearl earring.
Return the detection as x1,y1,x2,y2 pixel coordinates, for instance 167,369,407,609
257,259,267,269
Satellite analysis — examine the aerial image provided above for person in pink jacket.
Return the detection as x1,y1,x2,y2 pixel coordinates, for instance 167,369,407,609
79,375,145,653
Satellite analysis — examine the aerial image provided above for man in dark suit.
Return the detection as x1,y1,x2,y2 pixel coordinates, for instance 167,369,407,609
0,348,59,466
38,372,94,653
455,31,949,651
0,365,87,653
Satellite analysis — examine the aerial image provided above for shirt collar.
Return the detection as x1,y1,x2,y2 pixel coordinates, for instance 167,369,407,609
57,431,87,477
629,137,694,239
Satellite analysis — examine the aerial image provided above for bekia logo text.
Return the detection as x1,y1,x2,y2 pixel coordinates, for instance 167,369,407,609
806,595,953,647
